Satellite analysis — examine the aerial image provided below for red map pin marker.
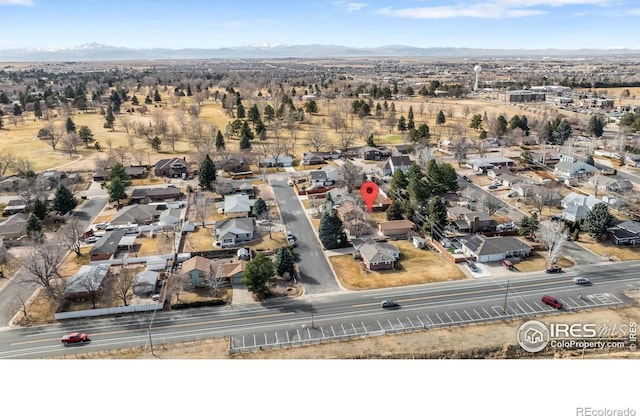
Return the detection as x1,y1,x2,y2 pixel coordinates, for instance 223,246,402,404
360,181,379,213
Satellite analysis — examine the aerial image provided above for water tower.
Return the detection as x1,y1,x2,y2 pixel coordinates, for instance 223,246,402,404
473,65,482,92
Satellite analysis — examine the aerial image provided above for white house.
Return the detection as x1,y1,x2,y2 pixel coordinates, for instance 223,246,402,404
214,217,255,247
554,161,597,178
216,194,256,218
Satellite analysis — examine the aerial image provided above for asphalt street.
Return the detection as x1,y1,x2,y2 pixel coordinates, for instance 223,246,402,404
1,260,638,358
270,176,341,293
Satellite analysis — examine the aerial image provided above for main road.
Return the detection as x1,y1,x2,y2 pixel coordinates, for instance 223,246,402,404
1,261,638,358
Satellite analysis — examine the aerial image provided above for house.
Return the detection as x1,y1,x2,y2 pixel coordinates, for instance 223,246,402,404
109,204,161,226
382,155,412,176
0,213,28,240
158,208,182,227
181,256,246,287
220,154,251,174
530,151,561,166
130,187,182,203
466,157,515,172
258,155,294,168
395,144,414,155
554,161,597,178
361,146,392,161
309,169,336,188
353,238,400,271
89,230,126,261
217,194,255,218
0,176,22,192
92,170,109,182
496,173,526,188
590,176,634,194
2,199,27,216
608,221,640,245
64,264,110,300
214,217,255,247
455,212,497,233
154,157,188,177
125,166,147,179
460,234,532,263
40,170,64,186
215,179,255,196
378,220,416,239
301,152,326,166
623,153,640,168
132,270,159,297
447,206,473,222
561,192,600,209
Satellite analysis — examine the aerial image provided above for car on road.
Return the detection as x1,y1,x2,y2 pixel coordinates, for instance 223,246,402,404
573,277,591,285
381,299,399,308
541,295,563,309
462,175,471,182
61,332,90,346
500,259,514,270
287,179,293,186
488,184,499,190
94,221,109,230
83,236,100,244
288,238,296,247
545,265,562,273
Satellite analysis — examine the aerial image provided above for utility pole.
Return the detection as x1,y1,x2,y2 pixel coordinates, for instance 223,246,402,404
502,279,510,314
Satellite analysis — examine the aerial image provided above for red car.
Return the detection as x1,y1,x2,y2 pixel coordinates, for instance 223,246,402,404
61,332,90,346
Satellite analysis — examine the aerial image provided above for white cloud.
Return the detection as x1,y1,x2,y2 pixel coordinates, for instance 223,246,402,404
375,0,619,19
0,0,33,5
346,2,366,12
375,4,546,19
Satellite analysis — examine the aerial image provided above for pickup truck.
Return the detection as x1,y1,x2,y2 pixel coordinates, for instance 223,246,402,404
61,332,90,346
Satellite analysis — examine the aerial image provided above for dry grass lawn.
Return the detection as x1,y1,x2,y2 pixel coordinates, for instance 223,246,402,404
133,233,175,256
511,250,574,273
575,234,640,261
330,240,464,290
182,226,214,252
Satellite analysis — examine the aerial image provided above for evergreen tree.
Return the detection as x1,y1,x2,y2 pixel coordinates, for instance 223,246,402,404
108,176,127,204
397,115,407,132
26,213,43,239
248,104,261,126
366,134,375,147
236,103,246,119
198,154,217,191
586,155,595,166
496,115,508,137
390,169,408,196
131,95,139,105
407,106,415,130
186,84,192,97
386,200,404,220
109,163,132,187
436,110,446,125
52,184,77,215
240,121,254,141
318,208,348,250
33,100,42,118
241,253,276,300
469,114,483,130
586,115,604,138
583,202,614,241
518,213,540,239
427,197,448,238
304,100,318,115
215,130,225,150
264,104,275,123
552,119,572,145
252,198,267,216
78,125,94,147
255,118,267,140
438,163,459,193
153,90,162,102
65,117,76,133
151,136,162,151
145,96,152,104
275,246,295,277
104,105,115,130
239,134,251,150
32,199,47,220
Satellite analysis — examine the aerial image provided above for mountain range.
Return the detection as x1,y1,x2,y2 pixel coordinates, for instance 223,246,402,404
1,43,638,61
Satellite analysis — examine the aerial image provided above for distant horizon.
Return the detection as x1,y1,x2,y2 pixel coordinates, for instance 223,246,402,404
0,1,638,51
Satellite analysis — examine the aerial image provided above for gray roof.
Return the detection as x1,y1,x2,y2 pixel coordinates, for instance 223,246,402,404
110,204,159,225
611,221,640,235
215,217,254,237
461,235,532,256
130,187,182,199
65,264,110,295
90,230,126,255
134,270,159,286
355,238,399,264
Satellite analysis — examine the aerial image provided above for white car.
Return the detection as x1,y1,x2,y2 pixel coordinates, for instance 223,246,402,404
94,222,109,230
257,219,273,226
84,236,100,244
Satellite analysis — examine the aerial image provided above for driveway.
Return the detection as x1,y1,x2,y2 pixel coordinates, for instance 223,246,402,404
270,177,341,294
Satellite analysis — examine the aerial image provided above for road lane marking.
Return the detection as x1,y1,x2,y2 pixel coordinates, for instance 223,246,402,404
482,307,492,318
435,313,443,324
425,314,434,326
464,310,473,321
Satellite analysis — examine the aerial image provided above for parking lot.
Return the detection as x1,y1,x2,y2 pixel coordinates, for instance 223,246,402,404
229,291,627,353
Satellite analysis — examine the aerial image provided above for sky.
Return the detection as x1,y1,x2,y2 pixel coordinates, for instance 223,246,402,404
0,0,638,50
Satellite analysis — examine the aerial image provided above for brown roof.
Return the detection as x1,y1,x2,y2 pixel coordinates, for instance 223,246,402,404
378,220,415,232
211,260,246,278
181,256,213,273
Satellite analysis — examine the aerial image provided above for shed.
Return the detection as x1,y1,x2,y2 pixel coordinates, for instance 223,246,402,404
146,257,167,271
412,236,425,249
133,270,159,297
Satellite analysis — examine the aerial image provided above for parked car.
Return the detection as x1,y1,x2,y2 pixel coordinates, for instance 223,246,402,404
462,175,471,182
550,215,563,222
288,238,296,247
467,262,479,272
500,259,514,270
381,299,399,308
541,295,563,309
94,222,109,230
83,236,100,244
61,332,90,346
545,265,562,273
573,277,591,285
488,184,499,190
257,219,273,226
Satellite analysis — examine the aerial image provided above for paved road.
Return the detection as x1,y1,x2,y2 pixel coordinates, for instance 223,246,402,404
270,176,341,294
1,261,638,358
0,197,108,326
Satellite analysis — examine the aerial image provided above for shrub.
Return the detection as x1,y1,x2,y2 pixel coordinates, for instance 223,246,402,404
170,299,226,309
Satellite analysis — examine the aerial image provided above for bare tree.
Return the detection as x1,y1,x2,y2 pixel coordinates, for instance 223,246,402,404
194,196,211,228
131,149,147,166
357,120,375,142
340,160,363,192
341,205,370,238
270,118,282,139
0,243,11,275
479,193,501,216
338,132,356,151
0,152,15,178
110,265,135,306
37,122,64,151
384,111,397,133
307,127,328,152
58,216,86,257
61,132,81,156
328,110,346,132
22,240,67,298
452,137,472,167
18,176,48,209
109,147,130,166
152,111,169,141
537,220,569,265
120,117,131,135
165,128,180,152
590,174,605,199
166,271,188,303
206,262,228,297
